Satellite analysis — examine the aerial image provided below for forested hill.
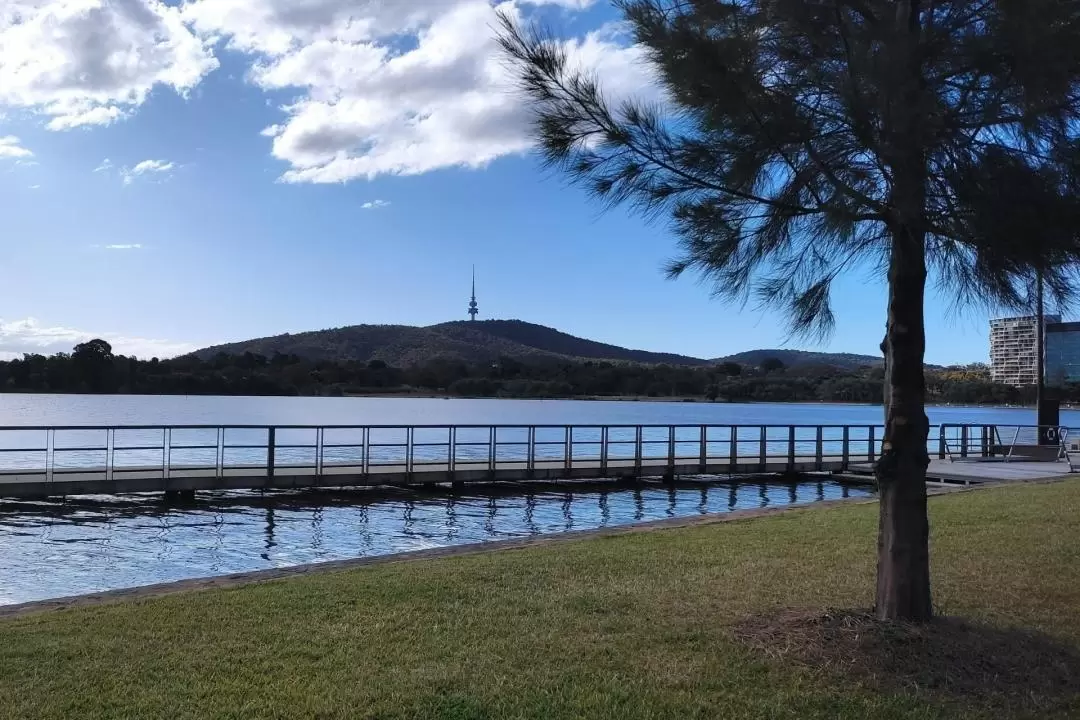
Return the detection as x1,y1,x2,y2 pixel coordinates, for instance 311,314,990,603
713,349,883,371
191,320,713,367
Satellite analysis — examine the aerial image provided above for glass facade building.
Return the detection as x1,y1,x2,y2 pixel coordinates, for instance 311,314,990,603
1045,322,1080,386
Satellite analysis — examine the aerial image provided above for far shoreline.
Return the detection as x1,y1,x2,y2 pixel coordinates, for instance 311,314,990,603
0,390,1056,412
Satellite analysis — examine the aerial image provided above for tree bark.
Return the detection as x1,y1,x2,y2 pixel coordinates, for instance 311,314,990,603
874,0,933,622
875,217,932,622
880,333,889,423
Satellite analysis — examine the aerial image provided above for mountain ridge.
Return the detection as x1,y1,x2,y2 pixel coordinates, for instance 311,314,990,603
712,348,883,370
192,319,884,369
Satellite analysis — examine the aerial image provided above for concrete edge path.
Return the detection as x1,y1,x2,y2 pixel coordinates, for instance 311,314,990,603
0,476,1066,621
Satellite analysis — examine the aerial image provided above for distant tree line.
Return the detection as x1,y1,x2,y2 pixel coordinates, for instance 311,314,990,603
0,339,1059,406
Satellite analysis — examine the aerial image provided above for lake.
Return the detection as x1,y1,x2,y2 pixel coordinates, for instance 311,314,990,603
0,395,1056,607
0,393,1056,428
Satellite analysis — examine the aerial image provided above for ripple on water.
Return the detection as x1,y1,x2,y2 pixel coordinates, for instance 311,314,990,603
0,478,872,606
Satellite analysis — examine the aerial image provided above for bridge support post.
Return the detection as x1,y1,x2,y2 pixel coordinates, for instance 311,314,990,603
698,425,707,474
267,427,276,483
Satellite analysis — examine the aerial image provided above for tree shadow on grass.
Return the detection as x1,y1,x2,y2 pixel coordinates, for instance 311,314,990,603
734,609,1080,716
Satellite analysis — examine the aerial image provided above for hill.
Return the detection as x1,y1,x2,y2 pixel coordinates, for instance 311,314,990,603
192,320,713,367
713,349,883,371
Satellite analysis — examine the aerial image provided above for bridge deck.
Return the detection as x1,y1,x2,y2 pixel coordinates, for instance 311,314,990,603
0,455,860,498
0,422,1072,498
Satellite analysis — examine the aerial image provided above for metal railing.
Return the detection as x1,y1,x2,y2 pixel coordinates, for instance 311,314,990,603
938,423,1076,468
0,423,899,484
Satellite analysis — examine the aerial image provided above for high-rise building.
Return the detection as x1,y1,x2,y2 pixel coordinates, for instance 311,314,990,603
989,314,1061,385
468,266,479,321
1046,321,1080,386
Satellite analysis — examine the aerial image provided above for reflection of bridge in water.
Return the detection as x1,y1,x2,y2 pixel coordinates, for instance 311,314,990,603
0,478,871,605
0,422,1069,499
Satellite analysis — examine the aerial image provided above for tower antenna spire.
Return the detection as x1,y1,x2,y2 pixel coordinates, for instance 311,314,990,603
468,265,479,321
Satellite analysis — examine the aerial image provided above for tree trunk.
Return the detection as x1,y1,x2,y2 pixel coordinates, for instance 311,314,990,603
875,220,932,622
880,332,889,423
874,0,933,623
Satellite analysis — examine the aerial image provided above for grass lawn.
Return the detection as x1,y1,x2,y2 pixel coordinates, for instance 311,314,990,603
1,480,1079,719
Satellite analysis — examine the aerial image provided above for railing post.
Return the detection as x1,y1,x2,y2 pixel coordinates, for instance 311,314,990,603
841,426,850,469
164,427,172,482
634,426,643,476
665,425,673,481
315,427,323,477
565,426,572,471
815,426,823,470
787,425,796,471
699,425,707,473
601,426,609,475
666,425,676,480
758,426,766,471
868,426,876,463
267,427,276,480
45,428,54,485
362,427,370,476
407,426,414,477
217,427,224,478
729,426,738,472
960,425,969,458
526,426,534,475
490,426,497,474
938,426,946,459
106,428,114,483
449,427,456,473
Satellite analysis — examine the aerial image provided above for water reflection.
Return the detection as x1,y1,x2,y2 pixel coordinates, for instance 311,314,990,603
0,478,872,606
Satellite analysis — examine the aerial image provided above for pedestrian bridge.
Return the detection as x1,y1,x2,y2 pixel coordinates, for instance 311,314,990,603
0,422,1072,498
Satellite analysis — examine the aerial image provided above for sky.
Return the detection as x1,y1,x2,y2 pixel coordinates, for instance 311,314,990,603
0,0,1010,366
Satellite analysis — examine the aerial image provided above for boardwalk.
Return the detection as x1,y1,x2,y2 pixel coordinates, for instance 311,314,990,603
0,422,1072,498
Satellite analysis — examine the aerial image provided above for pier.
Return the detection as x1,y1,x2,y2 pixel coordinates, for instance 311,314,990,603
0,422,1073,498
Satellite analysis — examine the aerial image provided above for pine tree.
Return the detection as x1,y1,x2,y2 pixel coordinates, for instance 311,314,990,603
499,0,1080,620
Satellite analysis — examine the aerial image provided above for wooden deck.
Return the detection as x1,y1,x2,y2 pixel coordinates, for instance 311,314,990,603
845,458,1077,485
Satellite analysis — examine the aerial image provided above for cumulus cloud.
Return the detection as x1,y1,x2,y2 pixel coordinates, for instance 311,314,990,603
1,1,652,184
0,318,195,360
103,244,143,250
0,135,32,159
361,199,390,209
93,158,114,173
121,159,175,184
183,0,654,183
0,0,218,130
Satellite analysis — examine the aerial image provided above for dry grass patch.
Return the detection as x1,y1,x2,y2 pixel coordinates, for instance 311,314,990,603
736,608,1080,716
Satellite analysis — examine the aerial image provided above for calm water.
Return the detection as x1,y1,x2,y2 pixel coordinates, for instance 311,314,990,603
0,479,871,606
0,393,1056,427
0,395,1051,606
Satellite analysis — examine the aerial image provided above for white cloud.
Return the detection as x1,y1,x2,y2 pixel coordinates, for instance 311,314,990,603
361,199,390,209
0,0,218,130
121,159,175,184
183,0,652,183
0,318,195,360
28,184,40,189
93,158,114,173
103,243,143,250
0,135,32,159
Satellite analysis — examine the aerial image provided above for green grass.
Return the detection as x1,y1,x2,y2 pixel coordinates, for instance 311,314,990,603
2,481,1079,719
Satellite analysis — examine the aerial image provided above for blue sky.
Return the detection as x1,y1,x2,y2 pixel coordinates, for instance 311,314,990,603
0,0,1004,365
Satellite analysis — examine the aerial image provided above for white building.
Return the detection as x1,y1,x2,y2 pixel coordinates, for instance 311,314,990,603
989,314,1061,386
